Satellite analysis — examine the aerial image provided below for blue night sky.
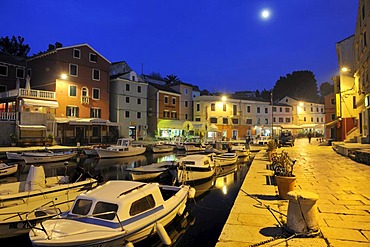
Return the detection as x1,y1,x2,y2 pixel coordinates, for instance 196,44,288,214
1,0,358,93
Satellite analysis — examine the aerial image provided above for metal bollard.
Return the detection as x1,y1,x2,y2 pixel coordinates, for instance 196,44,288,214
286,190,320,235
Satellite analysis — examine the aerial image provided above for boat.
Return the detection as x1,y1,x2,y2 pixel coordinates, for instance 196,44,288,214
213,152,238,166
229,142,250,157
152,143,174,153
84,144,110,156
6,152,24,161
29,180,195,246
0,165,99,238
174,154,216,184
6,150,77,164
183,136,206,152
127,161,178,181
94,138,146,158
0,163,18,177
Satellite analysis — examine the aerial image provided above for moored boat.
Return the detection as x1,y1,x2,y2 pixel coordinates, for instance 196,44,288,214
29,180,195,246
152,144,174,153
0,163,18,177
127,161,177,181
6,150,77,164
0,165,99,238
95,138,146,158
213,152,238,166
174,154,216,184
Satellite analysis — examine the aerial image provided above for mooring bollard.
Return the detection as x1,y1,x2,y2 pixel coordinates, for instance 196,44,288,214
286,190,320,235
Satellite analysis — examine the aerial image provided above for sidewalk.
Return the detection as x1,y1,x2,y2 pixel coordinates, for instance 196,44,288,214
216,138,370,247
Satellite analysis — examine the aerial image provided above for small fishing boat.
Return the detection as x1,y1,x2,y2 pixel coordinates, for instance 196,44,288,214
0,165,99,238
0,163,18,177
6,150,77,164
230,142,250,157
175,154,216,184
152,143,174,153
213,152,238,166
127,161,177,181
94,138,146,158
29,180,195,247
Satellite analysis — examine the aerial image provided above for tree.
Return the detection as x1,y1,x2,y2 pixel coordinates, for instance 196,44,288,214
319,82,334,97
149,72,163,80
260,89,271,101
164,74,182,84
0,35,30,57
273,70,319,102
200,89,210,95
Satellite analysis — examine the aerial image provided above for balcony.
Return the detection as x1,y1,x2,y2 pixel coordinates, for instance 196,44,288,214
0,112,16,121
81,96,90,104
0,88,56,100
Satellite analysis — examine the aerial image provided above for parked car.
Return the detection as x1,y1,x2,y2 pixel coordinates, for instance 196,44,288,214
278,132,294,147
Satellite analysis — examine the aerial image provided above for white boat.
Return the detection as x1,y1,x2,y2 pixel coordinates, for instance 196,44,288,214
29,180,195,247
184,143,206,152
175,154,216,183
84,144,110,156
127,161,177,181
6,150,77,164
0,165,99,238
0,163,18,177
230,143,250,157
213,152,238,166
95,138,146,158
152,144,174,153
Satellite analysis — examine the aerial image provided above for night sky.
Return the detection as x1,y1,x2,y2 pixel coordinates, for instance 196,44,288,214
1,0,358,93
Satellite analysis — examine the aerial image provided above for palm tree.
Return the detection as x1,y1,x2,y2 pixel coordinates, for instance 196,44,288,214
164,74,182,84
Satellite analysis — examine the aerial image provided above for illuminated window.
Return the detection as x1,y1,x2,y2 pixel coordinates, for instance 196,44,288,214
90,108,101,118
66,106,79,117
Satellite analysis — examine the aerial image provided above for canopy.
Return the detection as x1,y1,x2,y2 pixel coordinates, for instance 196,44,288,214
183,121,205,130
22,98,59,108
326,119,339,127
18,124,47,130
157,120,184,129
208,124,219,132
280,124,302,129
55,118,117,126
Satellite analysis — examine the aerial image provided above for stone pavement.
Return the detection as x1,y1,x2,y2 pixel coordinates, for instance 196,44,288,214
216,138,370,247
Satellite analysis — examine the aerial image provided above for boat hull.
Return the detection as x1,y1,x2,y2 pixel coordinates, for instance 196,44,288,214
0,164,18,177
95,147,146,158
21,152,76,164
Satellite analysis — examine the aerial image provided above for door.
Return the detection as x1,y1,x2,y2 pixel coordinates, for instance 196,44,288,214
76,127,85,144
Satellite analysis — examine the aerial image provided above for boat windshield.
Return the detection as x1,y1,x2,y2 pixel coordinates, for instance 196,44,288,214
93,201,119,220
72,199,93,215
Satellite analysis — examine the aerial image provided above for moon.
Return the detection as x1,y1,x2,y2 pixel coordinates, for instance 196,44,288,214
261,9,271,19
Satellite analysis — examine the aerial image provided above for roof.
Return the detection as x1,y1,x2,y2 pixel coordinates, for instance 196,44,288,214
149,82,181,94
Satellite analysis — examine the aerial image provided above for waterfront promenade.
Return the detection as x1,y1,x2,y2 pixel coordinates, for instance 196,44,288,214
217,138,370,247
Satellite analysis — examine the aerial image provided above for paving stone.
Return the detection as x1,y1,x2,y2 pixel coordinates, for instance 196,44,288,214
321,226,368,241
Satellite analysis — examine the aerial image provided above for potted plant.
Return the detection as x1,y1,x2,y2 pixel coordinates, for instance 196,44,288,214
266,139,277,162
47,133,54,146
273,151,297,199
9,133,18,146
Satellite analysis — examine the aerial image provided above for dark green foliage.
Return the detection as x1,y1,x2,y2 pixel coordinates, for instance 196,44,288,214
273,70,319,102
0,35,30,57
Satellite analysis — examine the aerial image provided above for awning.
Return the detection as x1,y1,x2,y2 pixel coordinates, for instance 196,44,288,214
157,120,184,129
300,124,317,128
326,119,339,127
183,121,205,130
208,124,219,132
280,124,302,129
18,124,47,131
22,98,59,108
55,118,116,126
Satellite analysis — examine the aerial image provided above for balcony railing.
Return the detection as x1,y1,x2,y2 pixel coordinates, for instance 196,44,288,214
0,112,16,121
0,88,56,100
81,96,90,104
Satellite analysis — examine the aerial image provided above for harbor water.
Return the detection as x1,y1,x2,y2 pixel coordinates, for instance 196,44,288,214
3,151,252,246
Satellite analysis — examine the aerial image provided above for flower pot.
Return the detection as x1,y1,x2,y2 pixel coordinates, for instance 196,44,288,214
275,175,296,200
267,150,276,162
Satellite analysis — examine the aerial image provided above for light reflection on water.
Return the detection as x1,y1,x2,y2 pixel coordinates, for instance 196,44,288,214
4,152,252,247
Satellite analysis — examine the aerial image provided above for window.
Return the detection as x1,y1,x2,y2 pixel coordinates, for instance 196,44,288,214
273,117,276,123
265,119,269,124
317,117,319,122
66,106,79,117
172,97,176,105
164,96,169,104
285,108,290,113
257,118,260,124
15,68,24,79
330,98,335,105
163,110,170,118
223,103,226,111
246,119,252,124
311,117,313,122
265,108,268,114
137,112,141,119
69,64,78,76
132,75,136,81
279,117,283,123
196,103,200,111
90,108,101,118
73,49,80,59
126,84,130,91
272,107,276,112
195,117,201,122
223,118,228,124
279,107,282,112
89,53,97,63
185,100,188,107
286,118,291,123
0,64,8,76
331,114,335,120
72,199,92,215
311,107,313,112
247,105,251,113
92,88,100,100
185,114,188,119
81,87,88,103
210,117,217,123
304,117,306,122
137,98,141,104
137,86,141,93
232,118,238,124
257,107,260,113
92,126,100,137
171,111,177,118
69,85,77,97
129,195,155,216
125,111,130,118
185,88,188,95
126,97,130,103
92,69,100,81
93,202,118,220
27,68,32,77
233,105,237,115
353,96,357,109
211,103,215,111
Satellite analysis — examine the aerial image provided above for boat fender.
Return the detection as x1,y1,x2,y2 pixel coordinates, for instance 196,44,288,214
177,204,186,216
188,187,196,199
124,242,134,247
156,222,171,245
